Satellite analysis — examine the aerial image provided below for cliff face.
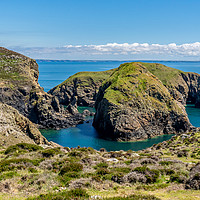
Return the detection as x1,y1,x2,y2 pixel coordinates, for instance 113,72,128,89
48,61,200,141
144,63,200,107
48,70,114,108
0,102,49,147
0,47,83,128
93,62,193,141
49,63,200,111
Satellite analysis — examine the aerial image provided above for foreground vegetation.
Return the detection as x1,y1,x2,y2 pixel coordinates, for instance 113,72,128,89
0,130,199,200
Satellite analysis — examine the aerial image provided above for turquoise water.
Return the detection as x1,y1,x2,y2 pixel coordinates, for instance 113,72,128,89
185,104,200,127
38,60,200,151
41,118,174,151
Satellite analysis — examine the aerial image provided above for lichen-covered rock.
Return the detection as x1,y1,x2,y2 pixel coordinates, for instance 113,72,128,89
122,172,147,183
93,62,191,141
0,102,49,146
185,162,200,190
0,47,83,129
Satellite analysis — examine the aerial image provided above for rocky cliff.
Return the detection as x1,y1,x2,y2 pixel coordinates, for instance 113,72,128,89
93,62,195,141
0,102,49,147
0,47,83,128
143,63,200,107
48,69,114,108
48,61,200,141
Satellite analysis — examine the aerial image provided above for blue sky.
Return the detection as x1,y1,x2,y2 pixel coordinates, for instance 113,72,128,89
1,0,200,60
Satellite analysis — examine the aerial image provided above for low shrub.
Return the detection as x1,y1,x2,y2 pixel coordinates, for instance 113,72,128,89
170,173,186,183
133,166,147,173
5,143,43,155
136,183,169,191
41,148,61,157
94,162,108,169
59,162,83,176
96,168,110,176
159,161,172,166
28,167,38,173
58,172,81,186
52,160,66,171
133,166,160,183
124,160,132,165
160,168,175,175
112,167,131,174
77,147,88,152
92,175,102,182
27,188,89,200
68,150,82,157
67,188,89,198
104,194,161,200
87,147,96,154
0,171,18,181
177,149,189,157
0,158,44,172
146,169,160,184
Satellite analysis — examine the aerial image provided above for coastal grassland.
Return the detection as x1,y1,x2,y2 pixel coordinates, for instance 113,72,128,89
142,62,183,87
0,48,39,86
52,69,115,92
87,186,200,200
0,130,199,200
101,62,184,115
0,55,31,83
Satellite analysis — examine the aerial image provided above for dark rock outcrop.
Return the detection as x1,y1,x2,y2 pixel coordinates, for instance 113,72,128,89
0,102,49,147
0,47,83,129
48,70,114,107
185,162,200,190
93,62,193,141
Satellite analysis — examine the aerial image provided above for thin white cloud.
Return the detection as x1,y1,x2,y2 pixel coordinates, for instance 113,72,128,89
8,42,200,59
64,42,200,56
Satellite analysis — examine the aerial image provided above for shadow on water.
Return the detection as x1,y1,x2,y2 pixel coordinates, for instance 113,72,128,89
41,104,200,151
185,104,200,127
41,107,174,151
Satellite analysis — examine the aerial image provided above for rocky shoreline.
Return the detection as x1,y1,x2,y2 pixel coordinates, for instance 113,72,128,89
49,62,200,141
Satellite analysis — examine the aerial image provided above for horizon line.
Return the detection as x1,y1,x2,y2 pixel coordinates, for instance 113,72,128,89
36,59,200,62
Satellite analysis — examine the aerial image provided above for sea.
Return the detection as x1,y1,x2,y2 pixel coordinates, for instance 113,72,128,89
37,60,200,151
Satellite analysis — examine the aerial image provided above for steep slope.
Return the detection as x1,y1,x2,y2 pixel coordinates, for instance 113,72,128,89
0,102,49,147
93,62,192,141
0,47,83,128
48,69,114,107
49,63,200,111
143,63,200,106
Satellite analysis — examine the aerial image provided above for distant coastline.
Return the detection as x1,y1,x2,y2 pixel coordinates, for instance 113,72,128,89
36,59,200,62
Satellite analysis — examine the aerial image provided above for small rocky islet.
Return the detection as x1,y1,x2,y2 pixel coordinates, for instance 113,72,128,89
0,48,199,199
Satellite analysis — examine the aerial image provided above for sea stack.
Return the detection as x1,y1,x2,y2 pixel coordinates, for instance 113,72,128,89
93,62,193,141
